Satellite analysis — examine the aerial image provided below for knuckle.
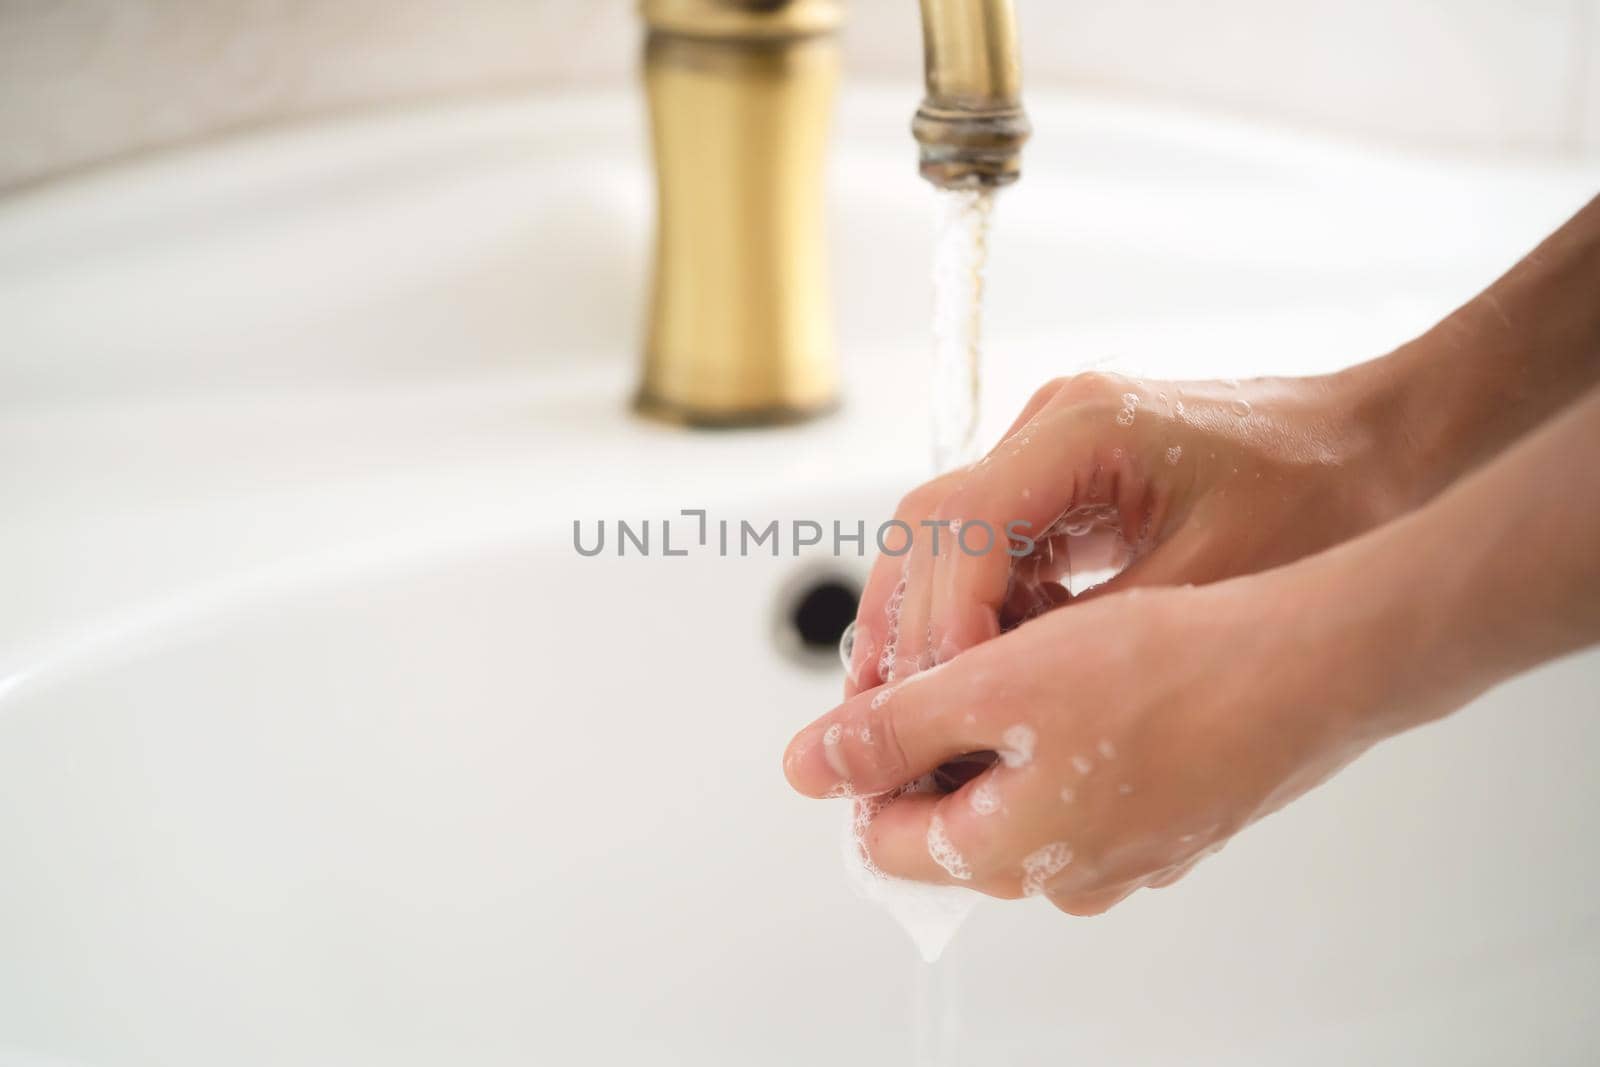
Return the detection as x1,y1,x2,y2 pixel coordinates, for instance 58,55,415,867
894,483,941,521
892,493,922,522
931,804,1009,887
867,700,914,781
1059,370,1127,407
933,485,981,525
1027,377,1071,410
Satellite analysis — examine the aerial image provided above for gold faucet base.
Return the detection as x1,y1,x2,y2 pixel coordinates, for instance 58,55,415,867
632,387,840,430
638,21,842,428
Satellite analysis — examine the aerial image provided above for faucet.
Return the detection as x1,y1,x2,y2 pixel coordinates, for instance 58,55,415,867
635,0,1029,427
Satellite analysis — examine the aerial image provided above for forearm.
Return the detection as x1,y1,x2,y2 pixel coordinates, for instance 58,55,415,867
1341,193,1600,510
1323,382,1600,739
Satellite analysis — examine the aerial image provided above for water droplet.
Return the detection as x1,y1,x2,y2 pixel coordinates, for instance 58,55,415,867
838,620,857,672
1230,399,1252,417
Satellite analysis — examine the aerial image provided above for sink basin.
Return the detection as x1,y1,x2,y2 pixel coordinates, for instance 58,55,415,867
1,89,1598,1065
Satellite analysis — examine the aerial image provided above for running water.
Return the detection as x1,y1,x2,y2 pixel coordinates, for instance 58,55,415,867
835,186,1004,1064
910,956,962,1067
837,184,1000,960
929,189,997,474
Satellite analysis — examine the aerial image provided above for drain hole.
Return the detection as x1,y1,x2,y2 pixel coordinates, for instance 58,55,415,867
789,577,861,657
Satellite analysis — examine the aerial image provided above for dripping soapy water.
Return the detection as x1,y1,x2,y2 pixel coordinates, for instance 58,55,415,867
910,956,962,1067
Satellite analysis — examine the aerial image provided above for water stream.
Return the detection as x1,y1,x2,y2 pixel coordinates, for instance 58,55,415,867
929,189,997,475
910,185,1002,1066
838,186,1003,1064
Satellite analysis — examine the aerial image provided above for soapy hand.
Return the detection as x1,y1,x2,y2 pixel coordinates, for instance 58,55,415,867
788,567,1380,912
787,194,1600,917
843,371,1400,695
786,375,1600,912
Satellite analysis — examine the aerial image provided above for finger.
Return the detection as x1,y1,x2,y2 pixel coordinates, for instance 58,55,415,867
1066,526,1213,607
1047,883,1139,917
783,662,1000,799
928,398,1168,655
847,474,964,696
996,377,1070,444
890,533,937,680
1145,854,1204,889
859,789,1021,898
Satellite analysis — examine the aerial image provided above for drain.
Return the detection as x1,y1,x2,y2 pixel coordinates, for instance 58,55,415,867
776,571,862,667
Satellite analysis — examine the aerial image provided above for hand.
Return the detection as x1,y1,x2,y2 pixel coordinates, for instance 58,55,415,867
792,565,1385,913
845,370,1401,693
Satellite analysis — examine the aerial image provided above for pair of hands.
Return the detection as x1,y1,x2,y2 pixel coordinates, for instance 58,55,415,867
784,192,1600,916
784,369,1402,913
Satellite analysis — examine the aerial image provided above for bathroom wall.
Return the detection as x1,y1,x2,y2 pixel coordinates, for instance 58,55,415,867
1,0,1597,192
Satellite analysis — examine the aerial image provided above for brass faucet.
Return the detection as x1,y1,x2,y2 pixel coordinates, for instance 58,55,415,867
635,0,1029,427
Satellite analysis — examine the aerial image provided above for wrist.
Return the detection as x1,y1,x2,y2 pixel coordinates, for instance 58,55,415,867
1262,522,1459,747
1336,195,1600,516
1279,468,1535,745
1312,355,1433,529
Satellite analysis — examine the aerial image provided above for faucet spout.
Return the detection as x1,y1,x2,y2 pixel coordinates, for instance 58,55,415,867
914,0,1031,188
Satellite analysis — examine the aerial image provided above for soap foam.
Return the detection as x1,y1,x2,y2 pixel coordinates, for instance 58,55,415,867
880,574,909,681
968,777,1001,815
1115,392,1140,427
1020,842,1074,897
998,724,1037,768
926,811,974,881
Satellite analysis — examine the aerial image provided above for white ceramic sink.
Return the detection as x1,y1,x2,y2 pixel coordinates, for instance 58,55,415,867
1,90,1598,1066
